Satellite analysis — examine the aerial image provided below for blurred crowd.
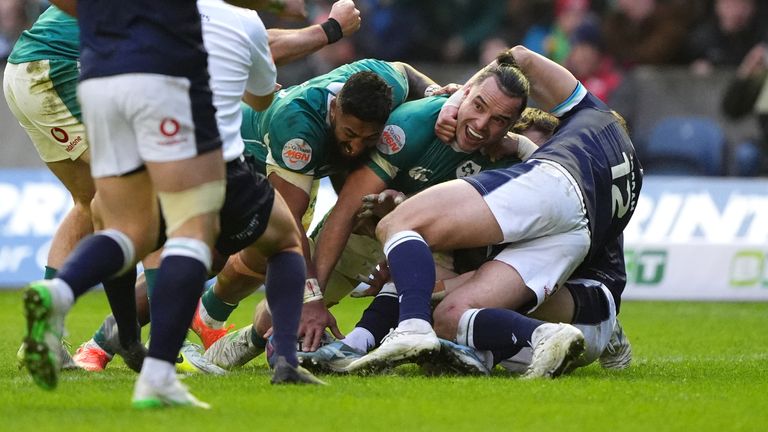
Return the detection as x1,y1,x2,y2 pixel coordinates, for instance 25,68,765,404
3,0,768,175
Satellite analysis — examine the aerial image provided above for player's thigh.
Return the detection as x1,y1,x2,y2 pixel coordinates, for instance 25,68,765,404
465,161,587,243
434,260,535,326
376,179,503,251
251,191,302,258
93,172,160,256
45,156,95,206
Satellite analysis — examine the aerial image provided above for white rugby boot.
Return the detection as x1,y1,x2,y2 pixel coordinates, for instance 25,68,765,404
523,323,585,379
346,319,440,375
599,319,632,370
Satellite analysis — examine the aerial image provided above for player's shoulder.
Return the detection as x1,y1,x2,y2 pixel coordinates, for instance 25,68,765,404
376,98,444,158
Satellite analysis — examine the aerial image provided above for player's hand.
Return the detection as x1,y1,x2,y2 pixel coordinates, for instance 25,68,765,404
329,0,361,37
351,261,390,298
430,83,462,97
737,43,768,78
298,299,344,352
435,103,459,143
358,189,406,219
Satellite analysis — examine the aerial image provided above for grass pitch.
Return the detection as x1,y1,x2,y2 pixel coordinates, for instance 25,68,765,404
1,289,766,431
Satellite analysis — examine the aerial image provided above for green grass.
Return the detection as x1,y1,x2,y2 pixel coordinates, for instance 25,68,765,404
2,290,767,431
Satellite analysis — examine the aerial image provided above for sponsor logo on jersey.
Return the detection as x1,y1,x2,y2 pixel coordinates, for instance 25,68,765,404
50,127,68,143
409,166,432,182
456,161,482,178
282,139,312,170
377,125,405,155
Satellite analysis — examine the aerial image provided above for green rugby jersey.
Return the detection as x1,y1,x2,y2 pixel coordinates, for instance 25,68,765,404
7,6,79,63
241,59,409,178
368,96,521,194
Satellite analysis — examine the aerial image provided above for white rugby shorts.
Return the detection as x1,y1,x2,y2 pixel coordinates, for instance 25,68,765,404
78,73,218,178
465,159,590,308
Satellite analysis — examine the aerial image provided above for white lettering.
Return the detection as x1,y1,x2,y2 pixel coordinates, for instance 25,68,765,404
644,194,683,242
0,183,19,220
4,183,70,236
0,246,33,272
745,197,768,243
669,194,751,243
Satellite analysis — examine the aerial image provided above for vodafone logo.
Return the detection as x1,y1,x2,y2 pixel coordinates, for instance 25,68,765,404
376,125,405,155
281,139,312,170
51,127,69,143
159,118,180,137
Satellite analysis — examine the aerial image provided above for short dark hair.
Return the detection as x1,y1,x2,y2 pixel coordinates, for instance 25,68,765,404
473,54,529,119
512,108,559,137
337,72,393,125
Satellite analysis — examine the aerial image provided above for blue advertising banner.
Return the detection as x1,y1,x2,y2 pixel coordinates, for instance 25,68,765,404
0,169,71,287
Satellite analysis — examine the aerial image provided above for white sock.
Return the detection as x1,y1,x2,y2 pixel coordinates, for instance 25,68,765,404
341,327,375,353
140,357,176,386
50,278,75,314
198,303,225,329
398,318,433,333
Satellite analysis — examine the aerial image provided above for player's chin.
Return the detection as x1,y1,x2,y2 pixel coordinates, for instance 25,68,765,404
456,136,483,152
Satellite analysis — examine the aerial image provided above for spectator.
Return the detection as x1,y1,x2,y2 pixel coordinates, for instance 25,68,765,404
722,43,768,174
602,0,691,68
565,21,622,103
688,0,767,75
522,0,596,65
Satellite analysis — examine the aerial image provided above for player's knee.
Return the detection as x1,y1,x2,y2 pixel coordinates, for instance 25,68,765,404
433,300,465,340
157,179,226,238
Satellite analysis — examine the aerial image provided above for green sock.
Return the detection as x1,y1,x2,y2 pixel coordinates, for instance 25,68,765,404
249,327,267,349
44,266,58,280
201,284,238,322
144,268,158,298
92,316,117,356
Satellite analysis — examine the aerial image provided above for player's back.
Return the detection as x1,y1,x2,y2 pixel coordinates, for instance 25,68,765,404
199,0,275,162
7,6,79,63
533,87,642,258
241,59,410,178
77,0,208,80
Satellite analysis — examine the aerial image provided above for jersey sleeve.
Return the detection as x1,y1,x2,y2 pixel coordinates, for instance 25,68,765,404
367,98,441,183
265,105,325,176
240,10,276,96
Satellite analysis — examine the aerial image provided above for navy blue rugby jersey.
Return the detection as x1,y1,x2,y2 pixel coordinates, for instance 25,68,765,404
78,0,208,80
532,83,643,260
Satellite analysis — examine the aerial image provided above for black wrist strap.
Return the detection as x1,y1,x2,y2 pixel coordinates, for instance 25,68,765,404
321,18,343,44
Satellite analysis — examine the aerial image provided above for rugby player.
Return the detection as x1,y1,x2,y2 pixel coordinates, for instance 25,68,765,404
347,45,642,379
192,58,440,358
201,55,530,370
64,0,363,373
20,0,328,407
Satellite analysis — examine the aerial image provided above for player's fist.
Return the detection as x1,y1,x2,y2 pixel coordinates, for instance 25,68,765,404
329,0,361,37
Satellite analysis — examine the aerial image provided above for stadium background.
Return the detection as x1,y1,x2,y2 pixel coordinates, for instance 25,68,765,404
1,0,767,301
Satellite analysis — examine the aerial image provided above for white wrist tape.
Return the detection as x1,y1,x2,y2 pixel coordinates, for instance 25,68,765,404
304,278,324,304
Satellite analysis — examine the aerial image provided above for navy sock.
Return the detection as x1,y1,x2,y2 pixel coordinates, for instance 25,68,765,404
265,251,305,367
384,232,435,323
355,292,399,345
469,308,543,351
147,255,208,363
103,267,140,349
57,232,131,299
491,346,524,366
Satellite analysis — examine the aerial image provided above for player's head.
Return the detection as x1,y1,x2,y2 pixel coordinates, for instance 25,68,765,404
330,71,393,159
512,108,559,145
455,57,529,152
